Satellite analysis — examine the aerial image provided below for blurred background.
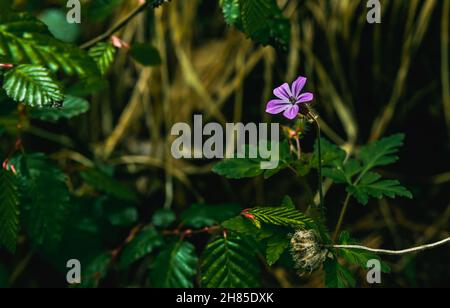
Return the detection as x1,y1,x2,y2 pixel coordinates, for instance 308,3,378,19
1,0,449,287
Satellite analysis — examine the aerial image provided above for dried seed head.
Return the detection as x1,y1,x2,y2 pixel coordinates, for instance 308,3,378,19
290,229,328,274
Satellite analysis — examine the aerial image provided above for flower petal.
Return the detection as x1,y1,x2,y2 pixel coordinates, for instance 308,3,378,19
292,77,307,98
297,92,314,103
273,83,292,100
283,105,299,120
266,99,290,114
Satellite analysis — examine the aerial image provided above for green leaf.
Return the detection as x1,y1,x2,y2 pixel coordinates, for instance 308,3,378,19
88,42,116,75
220,0,240,25
11,153,71,249
246,207,315,229
0,169,20,253
181,203,242,228
81,168,138,202
347,172,412,205
266,233,290,266
3,64,64,107
338,232,391,274
119,228,163,268
222,216,259,236
29,96,89,122
0,12,99,77
313,138,346,168
212,157,264,179
239,0,272,35
152,208,176,227
281,195,295,209
324,258,356,288
78,252,112,288
149,241,198,288
322,159,362,184
201,233,260,288
130,43,162,67
359,133,405,170
39,9,80,43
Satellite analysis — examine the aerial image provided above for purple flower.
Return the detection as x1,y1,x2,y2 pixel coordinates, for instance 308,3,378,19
266,76,314,120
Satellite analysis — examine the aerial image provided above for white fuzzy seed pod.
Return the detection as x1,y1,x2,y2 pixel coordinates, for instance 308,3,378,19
290,229,328,274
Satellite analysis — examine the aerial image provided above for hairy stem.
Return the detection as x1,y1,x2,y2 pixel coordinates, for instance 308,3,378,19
310,113,324,216
332,193,351,242
331,236,450,256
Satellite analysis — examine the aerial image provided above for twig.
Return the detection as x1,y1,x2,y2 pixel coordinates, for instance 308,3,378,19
332,193,351,242
331,236,450,256
309,112,324,216
80,1,152,49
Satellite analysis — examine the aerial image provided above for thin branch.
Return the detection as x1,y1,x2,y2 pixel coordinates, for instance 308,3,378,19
80,1,155,49
331,237,450,256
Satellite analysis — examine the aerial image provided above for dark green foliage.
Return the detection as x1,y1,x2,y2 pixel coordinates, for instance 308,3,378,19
320,134,412,205
0,12,99,77
119,228,163,268
29,96,89,121
181,203,242,228
12,153,71,250
0,169,20,253
130,43,162,67
151,209,176,227
201,233,260,288
324,257,356,288
78,252,113,288
80,168,138,202
212,141,292,179
218,0,291,49
149,240,198,288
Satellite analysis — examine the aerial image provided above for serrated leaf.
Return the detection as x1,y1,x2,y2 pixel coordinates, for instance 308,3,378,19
119,228,163,268
348,172,412,205
322,159,362,184
246,207,315,229
0,169,20,253
11,153,71,249
149,241,198,288
88,42,116,75
181,203,242,228
359,134,405,170
3,64,64,107
0,12,100,77
324,258,356,288
239,0,272,35
29,95,89,122
220,0,240,25
201,234,260,288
